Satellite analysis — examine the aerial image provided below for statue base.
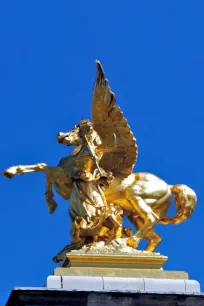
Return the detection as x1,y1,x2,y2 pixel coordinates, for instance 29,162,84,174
54,239,188,280
54,267,188,279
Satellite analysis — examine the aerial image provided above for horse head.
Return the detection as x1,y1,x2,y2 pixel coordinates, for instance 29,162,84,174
57,119,96,146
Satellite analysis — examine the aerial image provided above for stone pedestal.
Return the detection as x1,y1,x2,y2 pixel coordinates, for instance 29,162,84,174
6,288,204,306
6,239,202,306
54,239,188,280
54,267,188,279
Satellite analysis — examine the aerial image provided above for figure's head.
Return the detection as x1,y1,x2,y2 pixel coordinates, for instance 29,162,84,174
57,119,96,146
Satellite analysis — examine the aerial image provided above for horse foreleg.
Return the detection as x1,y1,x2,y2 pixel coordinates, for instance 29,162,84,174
3,163,69,214
3,163,49,178
3,163,68,180
45,176,58,214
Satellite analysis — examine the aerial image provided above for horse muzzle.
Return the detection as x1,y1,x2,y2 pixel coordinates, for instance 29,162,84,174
57,132,67,144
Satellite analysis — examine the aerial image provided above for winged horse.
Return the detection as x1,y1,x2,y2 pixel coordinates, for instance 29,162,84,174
3,61,197,252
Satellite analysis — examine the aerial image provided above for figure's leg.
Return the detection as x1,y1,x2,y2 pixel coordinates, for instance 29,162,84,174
128,215,162,252
125,188,159,248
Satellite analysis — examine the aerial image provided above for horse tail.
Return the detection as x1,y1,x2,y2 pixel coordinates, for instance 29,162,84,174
160,184,197,224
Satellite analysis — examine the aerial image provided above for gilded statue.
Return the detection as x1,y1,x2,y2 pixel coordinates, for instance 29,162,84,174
3,61,197,261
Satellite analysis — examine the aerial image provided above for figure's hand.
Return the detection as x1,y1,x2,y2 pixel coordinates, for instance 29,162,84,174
93,168,103,180
98,171,114,188
79,171,93,182
107,171,114,183
72,168,93,182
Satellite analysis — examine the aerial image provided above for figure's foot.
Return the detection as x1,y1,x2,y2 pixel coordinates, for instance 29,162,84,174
3,166,20,178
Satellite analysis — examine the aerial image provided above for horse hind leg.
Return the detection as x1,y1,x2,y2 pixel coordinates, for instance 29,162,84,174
125,188,160,248
145,231,162,252
128,215,162,252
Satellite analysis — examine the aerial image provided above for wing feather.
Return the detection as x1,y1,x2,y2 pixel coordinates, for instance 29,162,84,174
92,61,138,176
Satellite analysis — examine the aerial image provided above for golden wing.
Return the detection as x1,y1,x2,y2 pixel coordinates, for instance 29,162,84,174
92,61,138,176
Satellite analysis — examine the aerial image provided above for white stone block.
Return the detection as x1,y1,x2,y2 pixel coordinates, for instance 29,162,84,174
185,280,200,293
144,279,186,293
62,276,103,291
103,277,145,291
47,276,61,289
46,275,201,294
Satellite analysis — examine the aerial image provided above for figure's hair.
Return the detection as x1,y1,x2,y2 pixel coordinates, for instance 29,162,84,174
76,119,93,137
77,119,91,127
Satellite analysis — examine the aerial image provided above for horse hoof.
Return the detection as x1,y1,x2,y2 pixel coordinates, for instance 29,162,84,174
2,169,15,178
47,200,58,214
52,255,61,263
127,238,139,249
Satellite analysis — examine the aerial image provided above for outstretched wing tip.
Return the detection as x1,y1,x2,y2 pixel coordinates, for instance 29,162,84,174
95,60,105,77
95,60,101,69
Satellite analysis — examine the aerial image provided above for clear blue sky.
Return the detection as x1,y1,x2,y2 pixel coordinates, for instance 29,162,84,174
1,1,204,304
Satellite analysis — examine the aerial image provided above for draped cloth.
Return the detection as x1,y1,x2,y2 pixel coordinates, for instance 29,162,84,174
69,180,107,224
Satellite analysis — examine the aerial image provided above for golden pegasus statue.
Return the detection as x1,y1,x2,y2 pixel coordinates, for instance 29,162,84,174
3,61,197,261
